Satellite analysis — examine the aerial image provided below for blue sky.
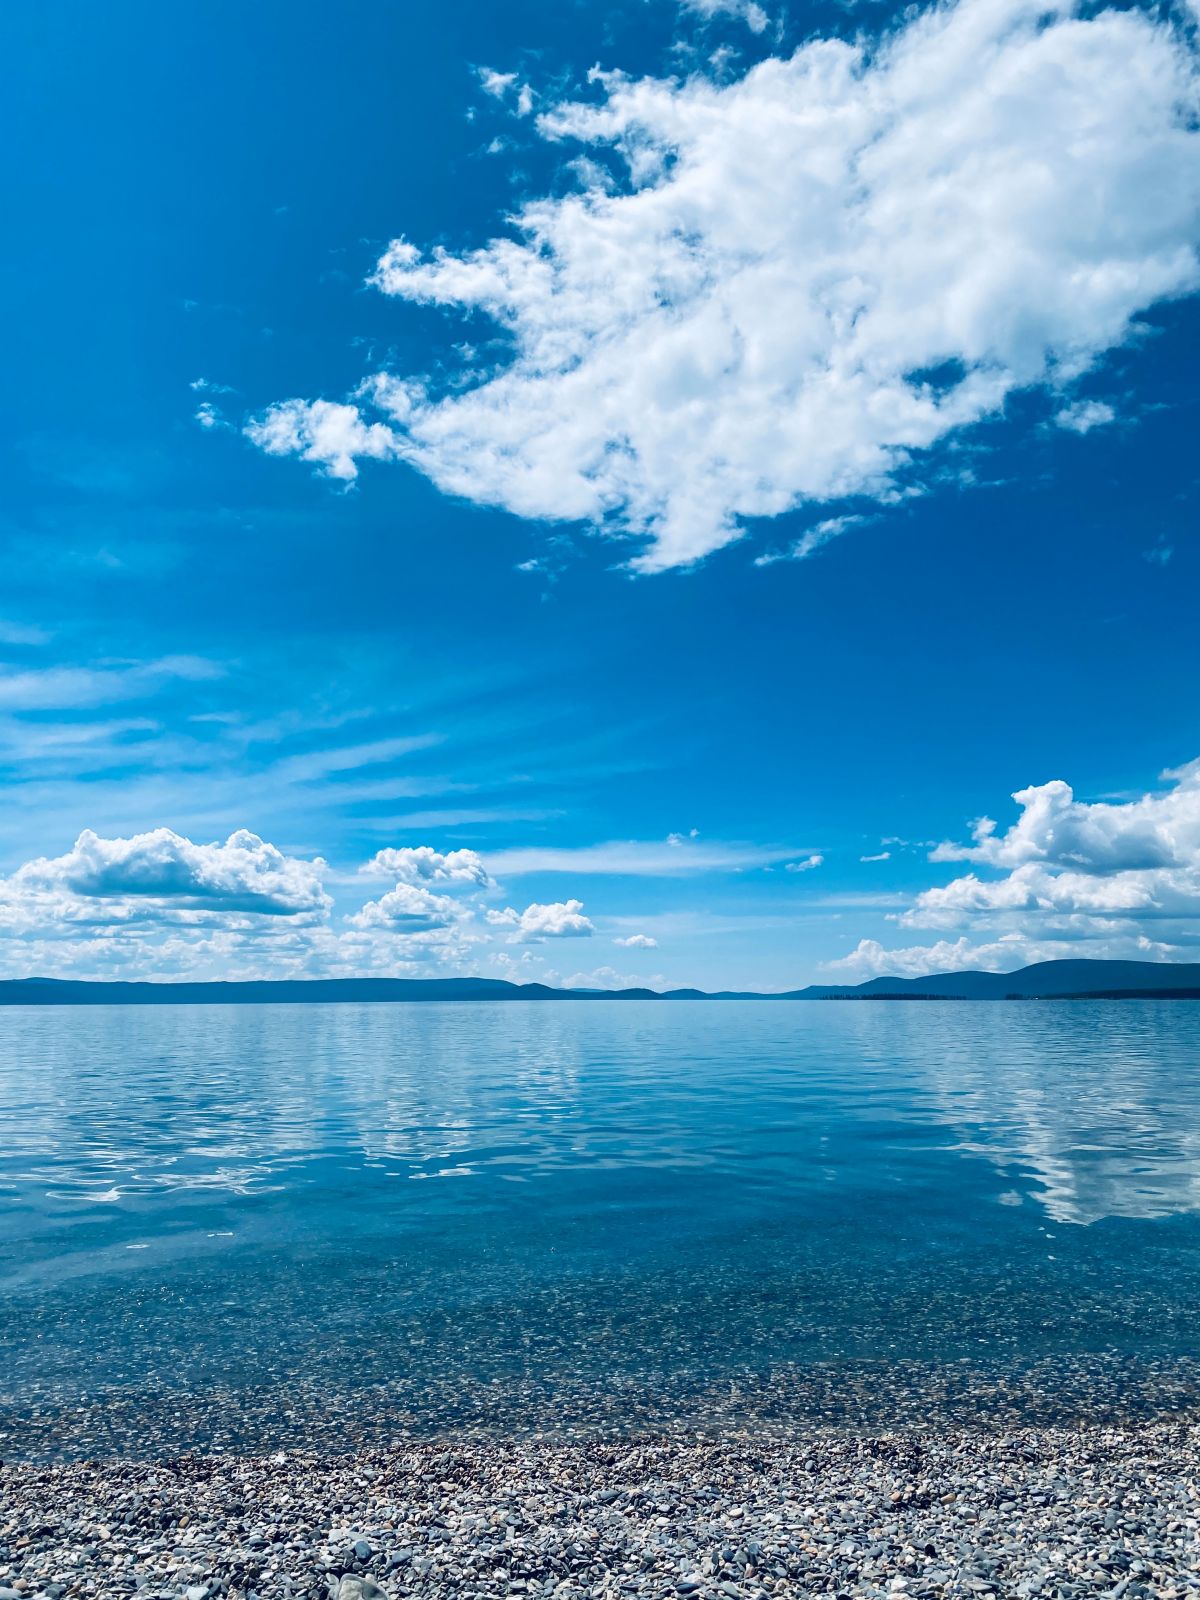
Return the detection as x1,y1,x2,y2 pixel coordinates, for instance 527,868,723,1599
0,0,1198,988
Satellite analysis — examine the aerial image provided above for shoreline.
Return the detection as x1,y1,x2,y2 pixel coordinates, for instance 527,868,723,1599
3,1422,1199,1600
7,1350,1200,1465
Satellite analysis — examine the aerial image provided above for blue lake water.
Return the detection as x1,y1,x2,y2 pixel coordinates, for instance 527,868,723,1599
3,1000,1200,1457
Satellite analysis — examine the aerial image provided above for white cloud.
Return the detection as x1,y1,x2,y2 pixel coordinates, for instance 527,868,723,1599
785,853,824,872
555,963,666,990
0,919,480,985
1053,398,1117,434
0,823,662,979
479,67,517,99
613,932,658,948
194,402,229,432
831,759,1200,975
1,828,330,927
904,861,1182,924
247,398,400,481
248,0,1200,570
345,880,469,933
828,927,1188,978
360,844,495,888
754,516,866,567
344,843,501,943
928,767,1200,875
826,935,1036,978
477,67,533,115
0,826,503,979
487,898,595,939
860,850,892,862
681,0,770,33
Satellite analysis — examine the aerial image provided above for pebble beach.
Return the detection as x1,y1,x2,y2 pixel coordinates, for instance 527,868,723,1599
3,1422,1199,1600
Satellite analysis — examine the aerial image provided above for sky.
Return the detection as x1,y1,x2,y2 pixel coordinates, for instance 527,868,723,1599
0,0,1198,990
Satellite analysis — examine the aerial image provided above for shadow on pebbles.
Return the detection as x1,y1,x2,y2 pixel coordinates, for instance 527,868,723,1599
2,1424,1199,1600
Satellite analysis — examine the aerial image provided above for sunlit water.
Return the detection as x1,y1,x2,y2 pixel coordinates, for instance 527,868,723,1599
3,1000,1200,1456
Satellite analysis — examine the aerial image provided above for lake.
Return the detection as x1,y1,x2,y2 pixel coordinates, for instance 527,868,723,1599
3,999,1200,1458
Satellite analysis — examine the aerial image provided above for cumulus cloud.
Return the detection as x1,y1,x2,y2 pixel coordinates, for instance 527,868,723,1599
361,845,495,888
343,843,502,945
613,932,658,948
4,828,329,923
0,822,637,978
0,827,502,979
928,768,1200,875
247,0,1200,571
828,760,1200,976
487,898,595,940
345,881,469,933
825,933,1067,978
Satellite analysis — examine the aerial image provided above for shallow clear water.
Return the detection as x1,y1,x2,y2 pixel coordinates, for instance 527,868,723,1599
3,1000,1200,1455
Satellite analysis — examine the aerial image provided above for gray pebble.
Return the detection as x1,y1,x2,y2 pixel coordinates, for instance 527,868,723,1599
0,1422,1197,1600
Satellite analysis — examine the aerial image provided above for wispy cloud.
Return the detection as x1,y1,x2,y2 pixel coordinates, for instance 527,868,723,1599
0,656,222,712
486,837,802,876
784,853,824,873
0,621,52,647
268,734,443,785
755,517,868,568
354,806,564,831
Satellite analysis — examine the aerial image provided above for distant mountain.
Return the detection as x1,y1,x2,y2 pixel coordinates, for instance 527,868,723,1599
0,976,663,1006
0,975,699,1004
785,958,1200,1000
0,958,1197,1004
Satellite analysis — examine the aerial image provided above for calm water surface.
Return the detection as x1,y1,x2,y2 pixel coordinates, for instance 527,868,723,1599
2,1000,1200,1454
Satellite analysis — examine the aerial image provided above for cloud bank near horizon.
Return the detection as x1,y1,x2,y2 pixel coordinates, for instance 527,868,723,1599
246,0,1200,571
0,827,674,983
830,759,1200,978
2,761,1199,986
